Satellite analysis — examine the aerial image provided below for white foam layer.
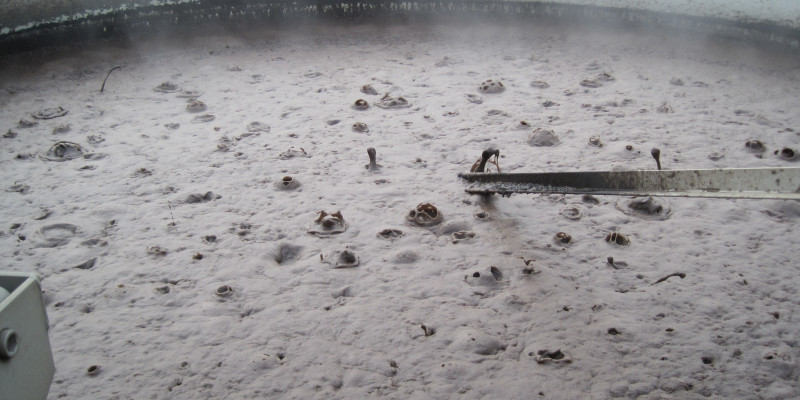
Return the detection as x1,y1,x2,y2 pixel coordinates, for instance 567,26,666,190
1,21,799,399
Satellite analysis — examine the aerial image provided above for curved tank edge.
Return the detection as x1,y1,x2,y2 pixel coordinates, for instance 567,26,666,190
1,0,799,55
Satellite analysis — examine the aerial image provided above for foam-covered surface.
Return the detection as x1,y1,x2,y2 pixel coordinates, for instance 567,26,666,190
2,21,800,399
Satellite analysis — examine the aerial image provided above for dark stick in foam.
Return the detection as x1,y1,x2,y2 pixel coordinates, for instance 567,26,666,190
100,65,122,93
651,148,662,170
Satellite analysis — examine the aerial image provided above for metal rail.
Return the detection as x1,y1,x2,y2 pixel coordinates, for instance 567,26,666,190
459,167,800,199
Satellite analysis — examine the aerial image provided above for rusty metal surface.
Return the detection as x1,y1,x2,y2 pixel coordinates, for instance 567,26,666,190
459,167,800,199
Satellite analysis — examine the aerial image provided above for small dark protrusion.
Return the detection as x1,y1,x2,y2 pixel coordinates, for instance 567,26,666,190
215,285,234,297
778,147,797,160
582,194,600,204
490,266,503,280
652,272,687,285
606,232,630,246
155,286,170,294
745,139,765,152
100,65,122,93
651,148,662,170
607,257,629,269
366,147,381,171
475,148,500,172
354,99,369,110
537,349,566,360
377,228,403,240
338,250,357,265
74,257,97,270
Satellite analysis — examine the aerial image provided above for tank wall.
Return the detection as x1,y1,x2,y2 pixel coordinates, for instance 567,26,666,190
2,0,800,53
559,0,799,27
1,1,181,33
2,0,799,33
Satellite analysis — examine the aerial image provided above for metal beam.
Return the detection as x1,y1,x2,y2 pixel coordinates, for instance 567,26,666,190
459,167,800,199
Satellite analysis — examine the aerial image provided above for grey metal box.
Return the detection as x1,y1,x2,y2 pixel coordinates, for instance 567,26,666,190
0,272,55,400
